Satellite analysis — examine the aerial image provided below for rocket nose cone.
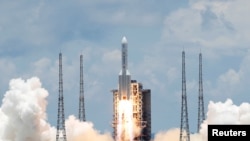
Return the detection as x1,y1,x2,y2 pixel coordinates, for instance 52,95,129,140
122,36,127,44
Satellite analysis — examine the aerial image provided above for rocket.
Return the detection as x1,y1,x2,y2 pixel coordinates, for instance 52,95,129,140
118,36,131,100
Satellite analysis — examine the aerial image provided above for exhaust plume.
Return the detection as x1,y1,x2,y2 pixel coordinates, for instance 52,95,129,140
0,77,114,141
0,77,56,141
66,115,113,141
153,99,250,141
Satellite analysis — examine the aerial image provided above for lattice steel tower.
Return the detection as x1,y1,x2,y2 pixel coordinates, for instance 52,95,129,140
197,52,205,132
79,54,86,121
180,51,190,141
56,52,67,141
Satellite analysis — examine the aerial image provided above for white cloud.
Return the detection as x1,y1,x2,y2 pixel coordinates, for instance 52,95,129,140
162,0,250,54
102,49,120,64
33,58,52,75
166,67,178,84
218,69,240,86
0,1,55,47
84,1,162,26
96,10,160,26
208,49,250,97
0,59,16,75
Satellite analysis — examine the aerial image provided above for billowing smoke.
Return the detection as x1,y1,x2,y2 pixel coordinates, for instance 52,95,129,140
65,116,113,141
153,128,203,141
0,77,113,141
153,99,250,141
0,77,56,141
199,99,250,141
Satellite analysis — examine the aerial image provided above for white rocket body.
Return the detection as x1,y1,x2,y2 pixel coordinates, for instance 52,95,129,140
118,36,131,100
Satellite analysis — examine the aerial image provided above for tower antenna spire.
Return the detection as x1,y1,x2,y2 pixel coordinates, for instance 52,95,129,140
56,52,67,141
197,52,205,132
180,50,190,141
79,53,86,121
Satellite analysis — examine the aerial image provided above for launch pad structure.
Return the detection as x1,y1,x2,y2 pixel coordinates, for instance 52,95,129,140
112,80,151,141
112,36,151,141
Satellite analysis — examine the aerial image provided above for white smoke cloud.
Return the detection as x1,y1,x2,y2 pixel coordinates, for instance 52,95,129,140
153,128,203,141
153,128,179,141
66,115,113,141
153,99,250,141
0,77,114,141
0,77,56,141
199,99,250,141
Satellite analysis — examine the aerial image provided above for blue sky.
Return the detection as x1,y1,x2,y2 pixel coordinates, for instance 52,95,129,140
0,0,250,134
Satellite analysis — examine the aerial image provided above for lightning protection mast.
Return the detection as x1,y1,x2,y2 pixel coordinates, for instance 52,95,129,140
197,52,205,132
180,50,190,141
79,54,86,121
56,52,67,141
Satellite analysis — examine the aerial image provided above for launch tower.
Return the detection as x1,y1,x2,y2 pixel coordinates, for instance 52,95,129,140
197,52,205,132
112,80,151,141
79,54,86,121
56,52,67,141
179,51,190,141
